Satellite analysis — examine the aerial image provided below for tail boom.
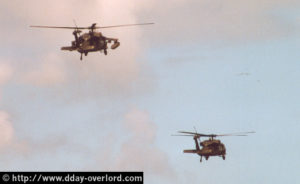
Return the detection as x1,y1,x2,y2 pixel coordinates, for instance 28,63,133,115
61,46,76,51
183,149,198,153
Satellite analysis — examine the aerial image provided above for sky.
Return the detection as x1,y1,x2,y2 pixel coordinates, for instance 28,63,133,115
0,0,300,183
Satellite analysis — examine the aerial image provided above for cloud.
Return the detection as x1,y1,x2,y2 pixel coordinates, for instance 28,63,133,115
93,108,177,183
123,108,157,143
0,111,14,149
22,53,66,86
0,62,14,149
0,62,13,85
12,135,69,156
118,109,176,180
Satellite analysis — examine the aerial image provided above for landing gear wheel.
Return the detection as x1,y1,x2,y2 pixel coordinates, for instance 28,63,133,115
222,155,225,160
104,49,107,55
200,156,202,162
205,156,209,160
80,53,82,60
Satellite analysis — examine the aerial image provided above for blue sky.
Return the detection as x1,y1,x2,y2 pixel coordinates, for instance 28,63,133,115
0,0,299,184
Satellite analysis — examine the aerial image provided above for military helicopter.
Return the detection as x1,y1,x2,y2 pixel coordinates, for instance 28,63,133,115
173,130,255,162
30,22,154,60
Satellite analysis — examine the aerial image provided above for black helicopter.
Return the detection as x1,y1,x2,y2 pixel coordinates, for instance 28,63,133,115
173,130,255,162
30,22,154,60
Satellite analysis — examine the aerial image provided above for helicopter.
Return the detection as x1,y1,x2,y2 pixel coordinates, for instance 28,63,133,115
173,130,255,162
30,22,154,60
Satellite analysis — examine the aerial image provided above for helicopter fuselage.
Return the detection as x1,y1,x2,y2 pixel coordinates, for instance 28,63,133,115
61,31,120,59
197,140,226,156
77,32,106,52
184,139,226,156
183,138,226,162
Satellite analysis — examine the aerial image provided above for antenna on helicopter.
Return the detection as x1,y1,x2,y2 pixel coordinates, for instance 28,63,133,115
72,19,81,35
193,126,197,133
71,20,81,49
193,126,201,142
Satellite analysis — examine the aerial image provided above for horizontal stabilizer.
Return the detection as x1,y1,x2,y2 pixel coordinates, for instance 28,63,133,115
183,149,198,153
111,42,120,49
61,46,76,51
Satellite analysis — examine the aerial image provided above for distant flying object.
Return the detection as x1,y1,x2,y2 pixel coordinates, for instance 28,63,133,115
237,72,251,76
173,130,255,162
30,22,154,60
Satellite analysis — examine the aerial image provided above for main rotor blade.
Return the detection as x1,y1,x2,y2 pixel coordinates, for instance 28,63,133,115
30,25,87,29
171,134,194,136
217,131,255,137
30,23,154,30
177,131,255,137
96,23,154,29
178,131,213,137
217,134,248,136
